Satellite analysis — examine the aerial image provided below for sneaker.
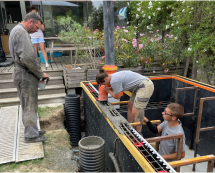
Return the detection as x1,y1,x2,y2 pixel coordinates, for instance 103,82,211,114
25,135,47,143
39,130,46,135
46,63,49,68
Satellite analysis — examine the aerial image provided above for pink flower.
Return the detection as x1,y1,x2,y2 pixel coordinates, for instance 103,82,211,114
164,69,169,73
140,34,144,36
163,45,164,47
162,63,165,66
132,39,137,47
139,44,143,49
179,40,181,42
139,63,141,66
156,38,159,41
134,26,137,29
165,46,167,48
170,62,172,64
100,60,103,62
156,30,159,32
134,32,136,35
122,26,125,29
169,35,173,38
102,56,105,59
165,34,169,37
145,61,148,64
150,38,154,42
102,33,104,35
164,39,166,41
123,30,128,32
115,26,121,31
133,43,137,47
96,29,98,31
122,38,128,42
159,53,161,55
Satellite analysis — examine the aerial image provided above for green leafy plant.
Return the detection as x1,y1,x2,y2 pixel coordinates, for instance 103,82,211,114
127,1,215,81
58,16,103,69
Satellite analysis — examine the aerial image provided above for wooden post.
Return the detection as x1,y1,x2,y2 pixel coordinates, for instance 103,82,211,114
207,160,214,172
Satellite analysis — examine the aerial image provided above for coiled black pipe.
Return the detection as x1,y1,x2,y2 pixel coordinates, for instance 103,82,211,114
65,94,81,147
79,136,105,172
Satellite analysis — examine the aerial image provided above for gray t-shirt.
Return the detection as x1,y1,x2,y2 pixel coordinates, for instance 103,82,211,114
159,120,186,161
110,71,148,94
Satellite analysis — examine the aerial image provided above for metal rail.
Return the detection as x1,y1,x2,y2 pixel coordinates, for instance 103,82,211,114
120,124,176,173
193,96,215,171
145,133,184,172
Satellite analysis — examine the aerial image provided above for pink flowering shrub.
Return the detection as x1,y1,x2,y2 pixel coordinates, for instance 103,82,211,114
138,30,183,69
100,26,183,69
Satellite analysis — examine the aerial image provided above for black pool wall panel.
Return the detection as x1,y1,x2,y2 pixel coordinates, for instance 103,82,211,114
83,91,144,172
149,79,172,102
173,77,215,156
194,88,215,156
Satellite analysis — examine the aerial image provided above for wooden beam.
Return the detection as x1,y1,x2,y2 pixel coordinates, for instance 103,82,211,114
130,120,161,126
200,126,215,132
111,101,129,105
168,155,215,169
145,133,183,143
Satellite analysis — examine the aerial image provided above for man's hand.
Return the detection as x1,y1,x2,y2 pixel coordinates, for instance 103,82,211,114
144,117,149,123
103,86,112,93
43,72,50,79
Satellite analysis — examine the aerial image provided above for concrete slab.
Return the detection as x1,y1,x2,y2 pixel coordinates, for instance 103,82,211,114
0,106,18,164
16,106,44,162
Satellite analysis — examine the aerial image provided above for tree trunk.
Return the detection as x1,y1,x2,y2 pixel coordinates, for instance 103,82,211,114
183,57,191,77
191,56,197,80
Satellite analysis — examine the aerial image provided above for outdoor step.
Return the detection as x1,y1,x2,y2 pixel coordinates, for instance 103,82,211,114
0,70,63,80
0,93,66,107
0,85,65,99
0,76,63,89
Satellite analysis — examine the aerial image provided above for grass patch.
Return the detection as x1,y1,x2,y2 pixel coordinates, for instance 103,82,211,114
0,130,78,172
38,105,63,119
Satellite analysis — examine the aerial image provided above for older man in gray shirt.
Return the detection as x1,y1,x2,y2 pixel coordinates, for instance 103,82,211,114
9,12,49,143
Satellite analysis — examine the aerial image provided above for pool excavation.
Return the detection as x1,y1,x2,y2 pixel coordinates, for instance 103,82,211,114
79,75,215,172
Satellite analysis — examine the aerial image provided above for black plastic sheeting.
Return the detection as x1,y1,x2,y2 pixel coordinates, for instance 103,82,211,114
64,94,81,147
172,79,215,156
83,91,144,172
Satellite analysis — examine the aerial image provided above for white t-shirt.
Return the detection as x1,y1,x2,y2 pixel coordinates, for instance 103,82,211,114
29,29,44,38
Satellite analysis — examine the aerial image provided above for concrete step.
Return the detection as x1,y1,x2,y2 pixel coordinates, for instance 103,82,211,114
0,76,63,89
0,84,65,99
0,70,63,80
0,93,66,107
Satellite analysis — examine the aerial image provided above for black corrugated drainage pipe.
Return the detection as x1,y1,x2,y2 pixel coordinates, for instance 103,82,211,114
65,94,81,147
79,136,105,172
